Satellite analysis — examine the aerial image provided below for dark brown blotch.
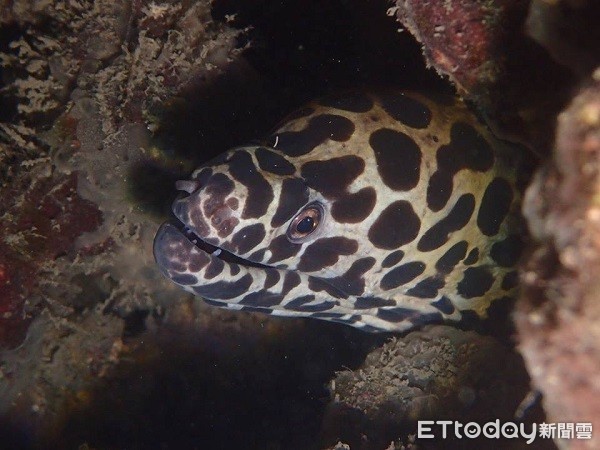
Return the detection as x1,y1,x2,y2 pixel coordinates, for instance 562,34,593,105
186,205,210,239
191,167,213,185
406,276,445,298
323,257,376,296
268,234,301,263
307,276,347,299
381,250,405,268
490,235,523,267
426,122,495,212
285,295,335,312
249,248,266,263
435,240,468,274
203,298,225,308
239,306,273,314
192,273,253,300
437,122,495,174
239,291,283,307
199,173,236,237
271,178,309,227
204,257,225,279
501,270,519,290
264,270,281,290
477,177,514,236
301,155,365,198
226,197,239,211
456,266,495,298
281,271,301,295
431,296,455,314
455,309,481,328
298,237,359,272
213,216,239,239
203,173,235,214
227,150,274,219
376,307,419,323
354,296,396,309
188,252,209,273
369,128,422,191
230,223,266,254
171,274,198,285
380,261,426,291
379,92,432,129
368,200,421,250
255,147,296,176
272,114,355,157
464,247,479,265
331,187,376,223
407,312,443,327
417,194,475,252
426,171,453,212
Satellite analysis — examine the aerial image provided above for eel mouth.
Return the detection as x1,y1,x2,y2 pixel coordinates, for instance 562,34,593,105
171,219,271,269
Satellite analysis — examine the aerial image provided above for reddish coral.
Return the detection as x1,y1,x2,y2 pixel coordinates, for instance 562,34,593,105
0,257,34,348
393,0,527,94
391,0,572,154
0,173,103,348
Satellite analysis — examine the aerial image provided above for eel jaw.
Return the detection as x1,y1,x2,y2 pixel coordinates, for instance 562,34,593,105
153,221,270,282
177,220,271,269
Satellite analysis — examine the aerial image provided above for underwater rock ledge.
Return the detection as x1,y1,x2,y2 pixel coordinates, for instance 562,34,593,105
519,73,600,450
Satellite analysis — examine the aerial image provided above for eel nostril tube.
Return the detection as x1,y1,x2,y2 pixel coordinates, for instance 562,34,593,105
175,180,201,194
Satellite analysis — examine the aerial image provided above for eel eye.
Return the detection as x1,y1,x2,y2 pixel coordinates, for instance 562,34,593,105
287,203,323,243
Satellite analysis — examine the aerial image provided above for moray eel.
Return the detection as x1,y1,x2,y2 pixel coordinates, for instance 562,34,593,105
154,91,524,332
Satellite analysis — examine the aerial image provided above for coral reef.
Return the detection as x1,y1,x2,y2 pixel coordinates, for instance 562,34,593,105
0,0,246,342
0,172,102,347
516,3,600,449
389,0,573,154
0,0,253,444
0,312,124,442
390,0,525,95
322,326,545,449
518,74,600,450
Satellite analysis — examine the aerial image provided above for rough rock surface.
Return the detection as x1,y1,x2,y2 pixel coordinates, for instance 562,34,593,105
518,73,600,450
0,0,251,443
389,0,573,154
322,325,550,449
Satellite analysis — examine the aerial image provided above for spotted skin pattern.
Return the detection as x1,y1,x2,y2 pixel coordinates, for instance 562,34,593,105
154,91,524,332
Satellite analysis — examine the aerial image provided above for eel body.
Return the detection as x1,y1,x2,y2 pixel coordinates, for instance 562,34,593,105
154,91,523,332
